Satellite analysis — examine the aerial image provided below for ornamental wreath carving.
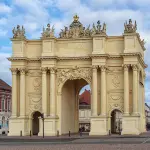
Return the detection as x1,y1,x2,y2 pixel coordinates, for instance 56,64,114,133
57,66,92,86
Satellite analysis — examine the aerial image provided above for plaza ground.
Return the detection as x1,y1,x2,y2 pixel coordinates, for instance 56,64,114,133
0,132,150,149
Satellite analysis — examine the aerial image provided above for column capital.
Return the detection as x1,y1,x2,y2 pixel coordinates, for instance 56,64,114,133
92,65,98,70
41,67,48,73
19,68,27,74
99,65,106,72
49,67,57,74
10,68,18,75
123,64,130,71
131,64,139,71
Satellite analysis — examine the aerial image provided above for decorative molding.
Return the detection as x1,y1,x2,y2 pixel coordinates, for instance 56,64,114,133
57,66,92,86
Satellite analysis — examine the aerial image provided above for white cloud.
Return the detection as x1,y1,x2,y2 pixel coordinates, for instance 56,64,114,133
0,3,11,13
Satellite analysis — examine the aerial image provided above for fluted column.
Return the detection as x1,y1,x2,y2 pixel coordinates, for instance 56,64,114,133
41,67,47,116
50,67,56,116
92,65,98,116
100,65,106,116
10,68,18,117
123,64,129,115
19,68,26,117
132,64,138,114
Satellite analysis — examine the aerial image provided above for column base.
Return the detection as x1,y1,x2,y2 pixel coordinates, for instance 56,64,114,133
8,117,29,136
89,116,108,136
122,115,141,135
38,116,58,136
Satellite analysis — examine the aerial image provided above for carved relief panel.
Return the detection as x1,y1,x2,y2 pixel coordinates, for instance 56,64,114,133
107,72,123,90
28,93,42,115
27,70,42,93
108,92,124,115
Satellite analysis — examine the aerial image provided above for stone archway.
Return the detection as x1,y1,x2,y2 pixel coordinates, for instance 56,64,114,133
60,78,90,134
32,111,42,135
111,109,122,134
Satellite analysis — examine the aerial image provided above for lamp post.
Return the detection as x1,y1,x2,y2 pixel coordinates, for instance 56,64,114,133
41,113,44,138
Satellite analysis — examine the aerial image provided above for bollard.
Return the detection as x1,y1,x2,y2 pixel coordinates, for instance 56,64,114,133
57,130,59,137
109,130,111,136
80,131,82,137
30,130,32,137
69,131,71,137
20,130,22,137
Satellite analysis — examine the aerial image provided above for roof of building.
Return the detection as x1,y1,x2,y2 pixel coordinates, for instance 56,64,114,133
79,89,91,105
0,79,11,91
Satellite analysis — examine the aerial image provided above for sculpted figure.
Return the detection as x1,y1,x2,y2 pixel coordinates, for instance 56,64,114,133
97,20,101,33
12,25,25,38
42,23,55,38
124,19,137,33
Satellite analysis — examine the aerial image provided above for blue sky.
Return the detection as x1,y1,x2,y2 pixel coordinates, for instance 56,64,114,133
0,0,150,104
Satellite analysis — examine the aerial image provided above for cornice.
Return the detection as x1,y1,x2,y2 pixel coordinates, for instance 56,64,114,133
40,56,58,60
120,52,147,68
8,57,27,61
90,54,110,59
58,56,90,60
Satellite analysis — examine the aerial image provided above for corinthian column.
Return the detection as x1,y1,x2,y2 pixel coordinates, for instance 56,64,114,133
41,67,47,116
123,64,129,115
19,68,26,117
50,67,56,116
92,65,98,116
100,65,106,115
10,68,18,117
132,64,138,114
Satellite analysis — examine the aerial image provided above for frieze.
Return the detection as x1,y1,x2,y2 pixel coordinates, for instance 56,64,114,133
57,66,92,86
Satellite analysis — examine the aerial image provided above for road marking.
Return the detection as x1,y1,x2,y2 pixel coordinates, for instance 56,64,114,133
141,138,150,144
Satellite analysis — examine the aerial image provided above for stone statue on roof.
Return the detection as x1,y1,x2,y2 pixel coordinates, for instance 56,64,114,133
12,25,26,39
124,19,137,33
42,23,55,38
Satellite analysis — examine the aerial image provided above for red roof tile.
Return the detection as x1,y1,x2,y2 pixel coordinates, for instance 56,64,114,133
0,79,11,91
79,89,91,105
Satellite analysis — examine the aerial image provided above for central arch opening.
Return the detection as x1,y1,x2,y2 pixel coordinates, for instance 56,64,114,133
61,78,91,134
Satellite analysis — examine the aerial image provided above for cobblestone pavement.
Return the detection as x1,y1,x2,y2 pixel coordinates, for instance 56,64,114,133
0,144,150,150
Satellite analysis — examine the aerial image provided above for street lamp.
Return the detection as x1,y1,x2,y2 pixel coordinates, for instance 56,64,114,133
41,113,44,138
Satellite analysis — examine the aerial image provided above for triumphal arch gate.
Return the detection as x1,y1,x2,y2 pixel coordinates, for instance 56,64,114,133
8,15,147,136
